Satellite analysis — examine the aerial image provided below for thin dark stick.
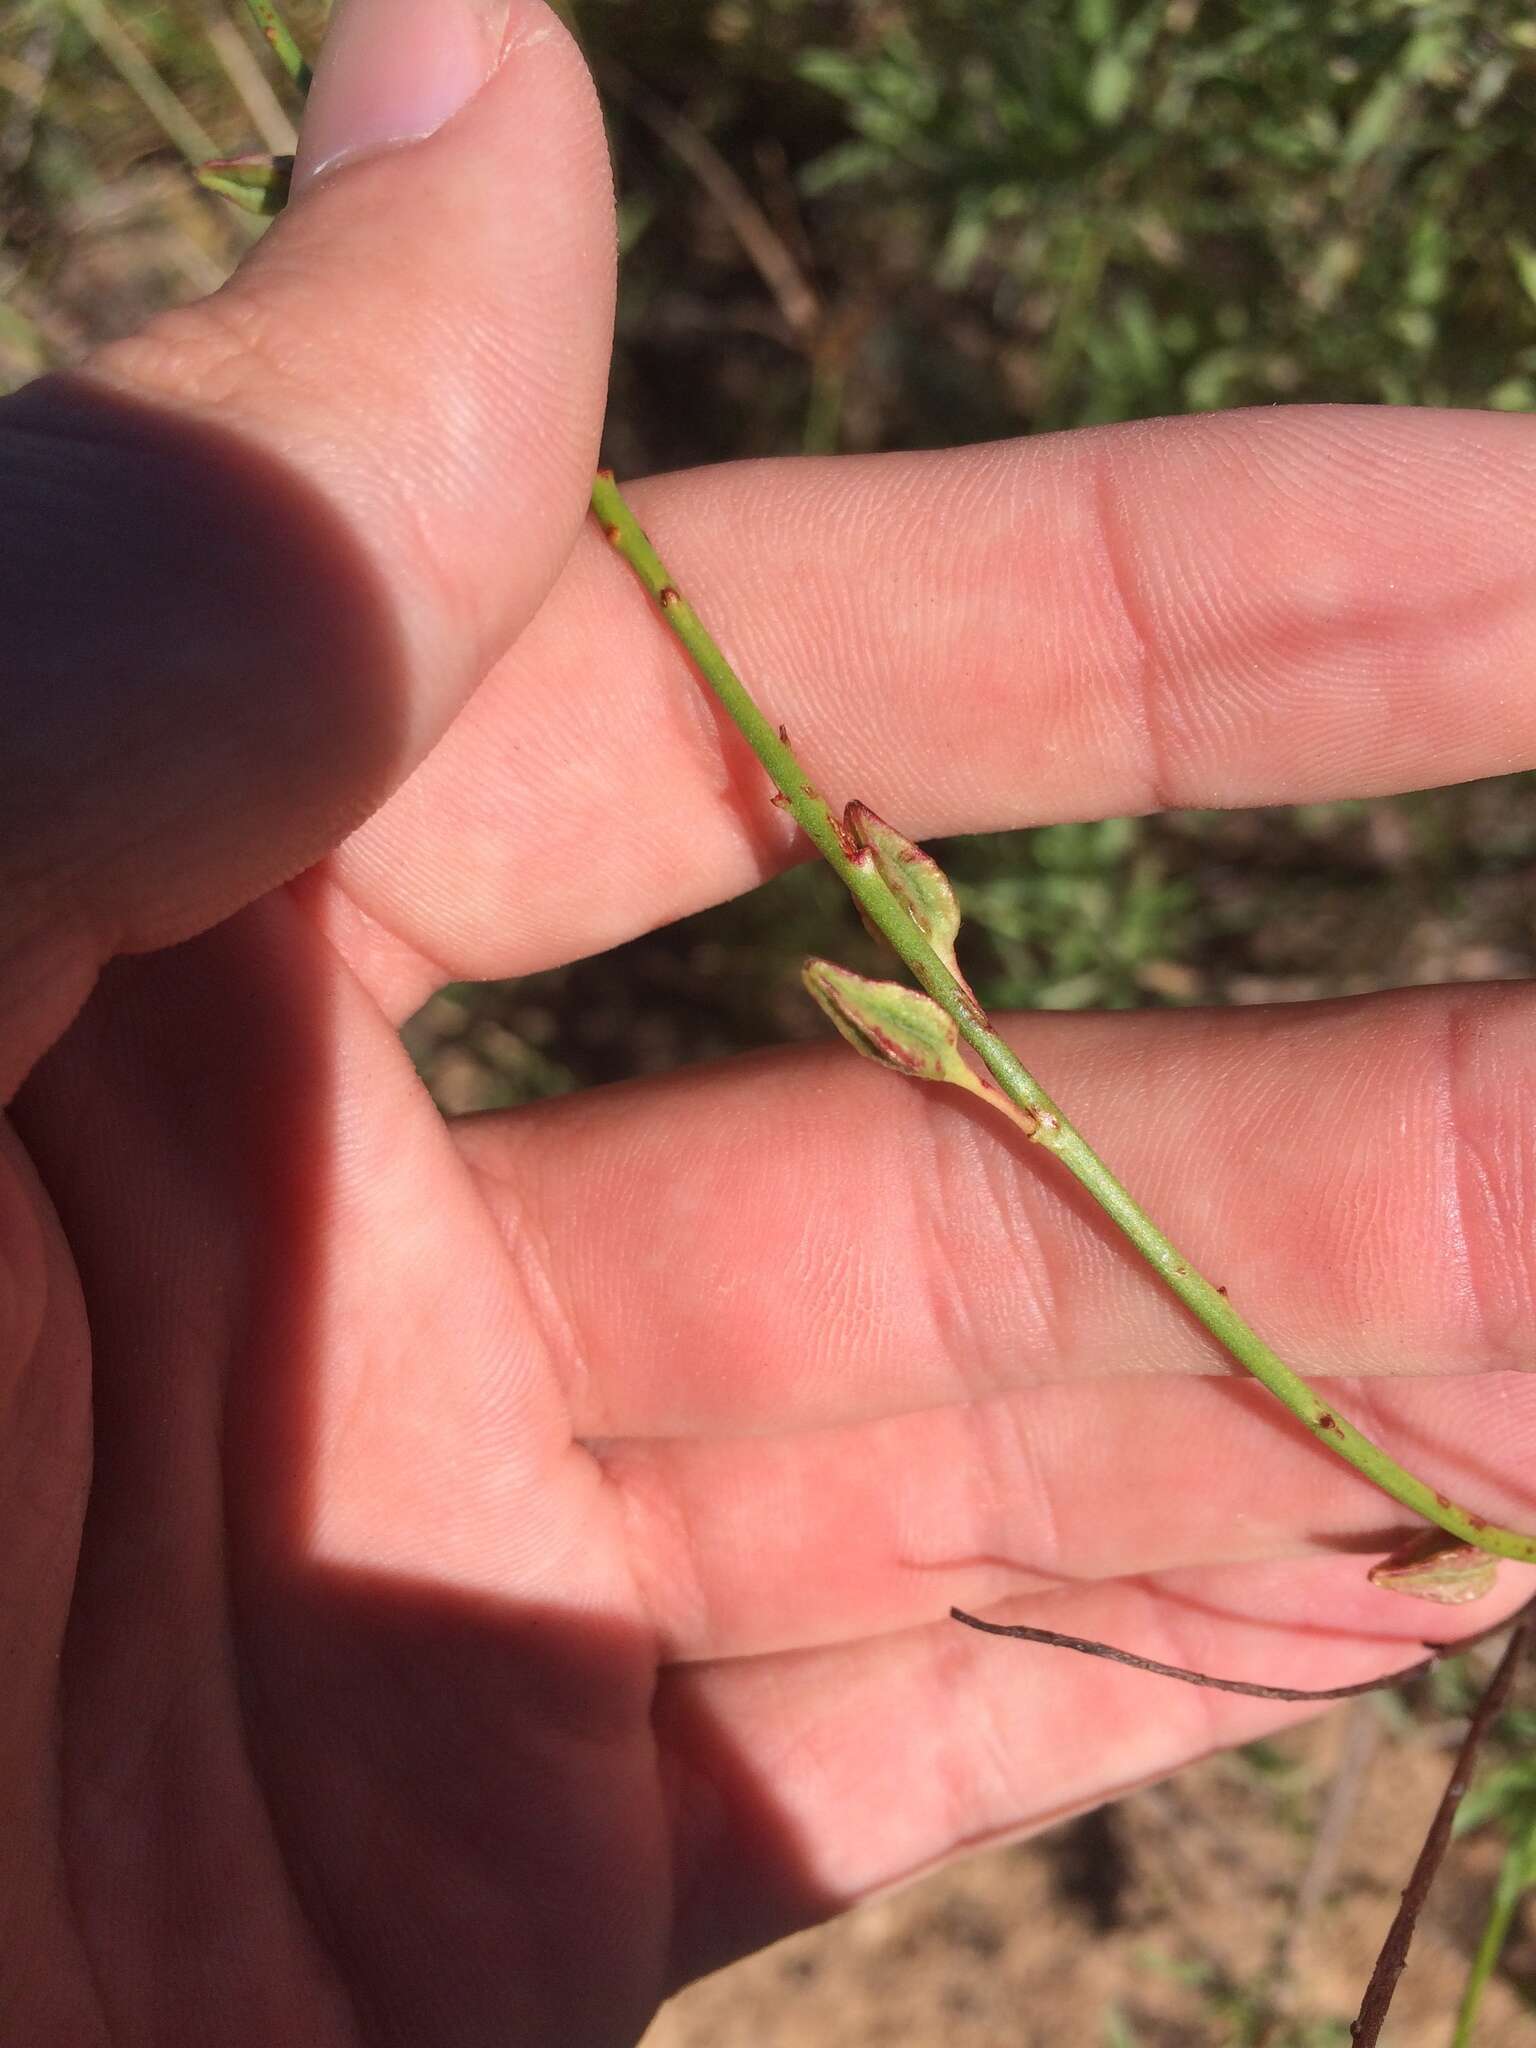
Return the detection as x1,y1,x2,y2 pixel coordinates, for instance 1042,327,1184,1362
949,1604,1526,1704
949,1607,1429,1702
1350,1613,1531,2046
601,65,821,345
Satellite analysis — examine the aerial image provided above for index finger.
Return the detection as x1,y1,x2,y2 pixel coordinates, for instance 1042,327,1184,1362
329,404,1536,1008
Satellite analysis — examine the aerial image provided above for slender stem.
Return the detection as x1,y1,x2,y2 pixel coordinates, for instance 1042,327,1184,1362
951,1595,1534,1704
1451,1809,1536,2048
206,9,299,153
949,1608,1442,1703
592,469,1536,1567
241,0,313,95
1352,1617,1530,2047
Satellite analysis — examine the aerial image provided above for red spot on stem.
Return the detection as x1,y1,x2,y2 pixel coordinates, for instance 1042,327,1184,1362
602,523,621,545
779,723,790,745
597,466,615,481
1216,1284,1229,1297
659,586,681,609
770,791,791,810
1316,1413,1338,1433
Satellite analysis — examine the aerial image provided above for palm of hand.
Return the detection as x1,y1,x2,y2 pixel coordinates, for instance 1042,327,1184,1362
11,910,674,2045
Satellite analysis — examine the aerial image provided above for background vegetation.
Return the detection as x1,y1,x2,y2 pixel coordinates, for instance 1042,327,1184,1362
3,1,1535,2039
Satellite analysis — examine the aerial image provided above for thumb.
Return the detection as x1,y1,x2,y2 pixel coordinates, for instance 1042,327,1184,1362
0,0,613,1096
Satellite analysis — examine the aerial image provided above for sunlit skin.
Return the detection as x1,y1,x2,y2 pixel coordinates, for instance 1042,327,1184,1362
3,8,1536,2044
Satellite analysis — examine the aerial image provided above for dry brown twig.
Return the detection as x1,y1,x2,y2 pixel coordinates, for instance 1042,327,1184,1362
604,63,822,348
203,2,297,155
1351,1608,1533,2046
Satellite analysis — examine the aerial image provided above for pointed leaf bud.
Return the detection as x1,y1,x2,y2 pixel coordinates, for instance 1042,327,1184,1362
195,153,294,216
1368,1530,1499,1605
844,801,984,1019
803,959,989,1096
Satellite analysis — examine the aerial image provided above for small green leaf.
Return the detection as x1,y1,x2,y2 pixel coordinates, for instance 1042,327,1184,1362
195,153,294,216
1369,1530,1500,1605
1085,46,1137,127
803,959,989,1095
844,801,983,1017
1508,235,1536,315
1452,1756,1536,1839
1341,72,1412,169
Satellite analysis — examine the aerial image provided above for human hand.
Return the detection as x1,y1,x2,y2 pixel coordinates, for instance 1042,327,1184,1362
4,2,1536,2041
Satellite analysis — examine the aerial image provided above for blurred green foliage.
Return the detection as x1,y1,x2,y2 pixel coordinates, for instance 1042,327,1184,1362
796,0,1536,413
952,821,1194,1011
590,0,1536,463
12,3,1536,432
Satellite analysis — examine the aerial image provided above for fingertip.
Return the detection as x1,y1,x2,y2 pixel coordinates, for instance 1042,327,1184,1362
293,0,522,195
100,0,613,704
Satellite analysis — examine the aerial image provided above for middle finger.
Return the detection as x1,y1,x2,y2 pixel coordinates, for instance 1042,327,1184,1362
456,980,1534,1437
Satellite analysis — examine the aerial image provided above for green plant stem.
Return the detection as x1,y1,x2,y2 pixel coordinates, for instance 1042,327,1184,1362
241,0,314,95
591,468,1536,1567
1451,1811,1536,2048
